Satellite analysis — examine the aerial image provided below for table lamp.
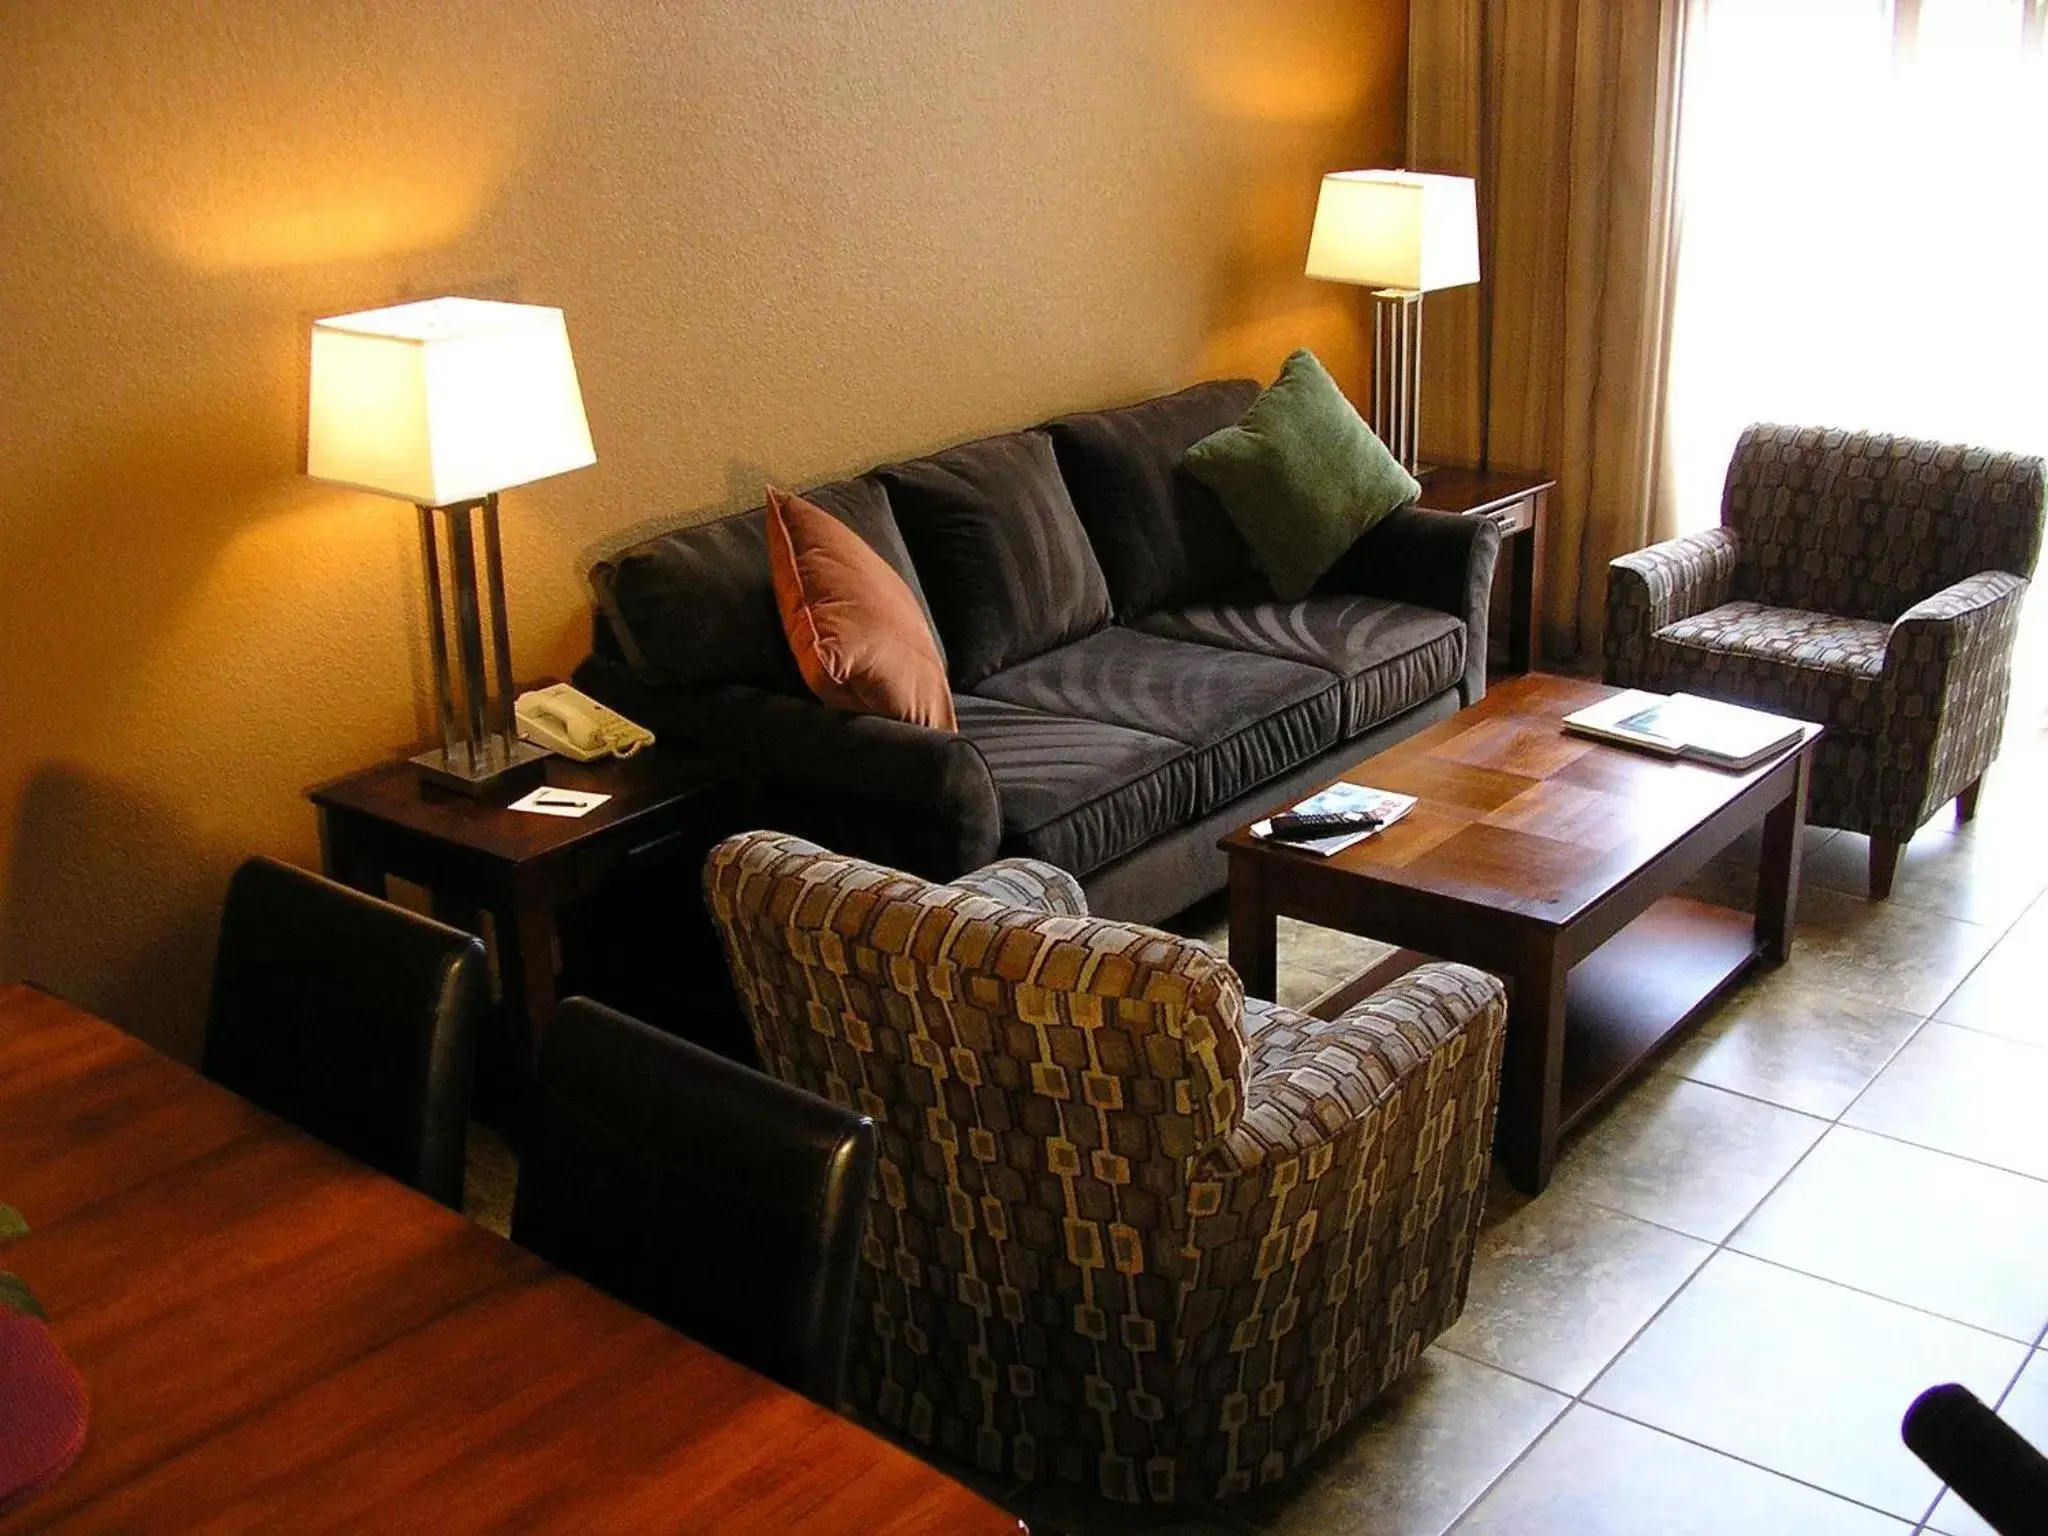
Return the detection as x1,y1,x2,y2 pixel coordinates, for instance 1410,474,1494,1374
308,297,596,795
1305,169,1480,475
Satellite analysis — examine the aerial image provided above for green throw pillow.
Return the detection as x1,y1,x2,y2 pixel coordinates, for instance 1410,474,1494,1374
1183,349,1420,601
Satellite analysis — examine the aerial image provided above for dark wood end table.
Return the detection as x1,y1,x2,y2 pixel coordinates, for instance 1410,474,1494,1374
1413,466,1555,675
309,742,749,1124
1222,674,1820,1195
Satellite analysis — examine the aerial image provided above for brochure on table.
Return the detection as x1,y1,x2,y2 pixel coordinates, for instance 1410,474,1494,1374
1250,783,1417,858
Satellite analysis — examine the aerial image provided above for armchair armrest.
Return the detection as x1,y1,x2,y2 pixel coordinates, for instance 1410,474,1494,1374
948,857,1088,917
1208,963,1506,1173
1323,507,1502,705
1175,964,1504,1461
1604,527,1740,688
1879,571,2031,828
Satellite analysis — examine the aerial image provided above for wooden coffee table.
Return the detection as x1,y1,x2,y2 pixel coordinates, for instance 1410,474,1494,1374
1222,673,1821,1195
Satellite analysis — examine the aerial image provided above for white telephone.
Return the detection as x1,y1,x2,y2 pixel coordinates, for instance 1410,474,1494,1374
514,684,656,762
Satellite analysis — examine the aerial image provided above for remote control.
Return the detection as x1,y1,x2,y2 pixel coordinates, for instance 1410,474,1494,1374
1265,809,1382,842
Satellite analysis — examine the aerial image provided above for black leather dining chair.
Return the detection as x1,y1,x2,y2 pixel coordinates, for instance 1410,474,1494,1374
511,996,877,1406
203,856,487,1210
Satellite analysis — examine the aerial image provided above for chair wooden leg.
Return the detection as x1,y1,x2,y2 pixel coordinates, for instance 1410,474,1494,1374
1957,776,1983,824
1869,836,1901,900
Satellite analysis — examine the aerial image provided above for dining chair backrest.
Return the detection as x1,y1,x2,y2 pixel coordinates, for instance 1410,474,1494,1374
511,996,877,1406
204,856,486,1208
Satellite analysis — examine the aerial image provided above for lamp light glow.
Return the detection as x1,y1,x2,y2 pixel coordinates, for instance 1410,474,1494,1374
1304,170,1480,474
1305,170,1480,294
308,297,594,507
305,296,596,795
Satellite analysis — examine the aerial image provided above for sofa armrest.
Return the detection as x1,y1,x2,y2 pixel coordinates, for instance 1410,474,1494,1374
1603,527,1741,688
576,653,1002,883
1323,507,1502,705
700,684,1002,881
948,858,1088,917
1878,571,2031,830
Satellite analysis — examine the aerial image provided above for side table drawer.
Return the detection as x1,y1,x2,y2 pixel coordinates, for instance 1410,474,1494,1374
1471,497,1535,537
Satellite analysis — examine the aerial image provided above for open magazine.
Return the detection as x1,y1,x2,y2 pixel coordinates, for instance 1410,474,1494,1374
1249,782,1417,858
1563,690,1806,771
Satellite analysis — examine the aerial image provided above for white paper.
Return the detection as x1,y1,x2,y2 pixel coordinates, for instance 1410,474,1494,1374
508,786,612,819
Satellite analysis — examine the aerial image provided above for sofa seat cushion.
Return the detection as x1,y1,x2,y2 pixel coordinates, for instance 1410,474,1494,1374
1136,596,1465,738
877,431,1113,690
952,696,1196,877
1646,599,1889,734
971,628,1342,814
1043,379,1258,619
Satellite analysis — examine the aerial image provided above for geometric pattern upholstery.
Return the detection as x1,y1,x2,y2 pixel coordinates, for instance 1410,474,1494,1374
704,831,1507,1506
1643,601,1891,735
1607,424,2045,845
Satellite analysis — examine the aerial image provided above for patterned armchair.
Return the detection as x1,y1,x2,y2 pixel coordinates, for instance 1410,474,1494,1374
1606,424,2045,896
704,831,1507,1506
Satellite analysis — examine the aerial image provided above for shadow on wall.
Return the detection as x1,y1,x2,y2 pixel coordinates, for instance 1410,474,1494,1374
3,763,235,1063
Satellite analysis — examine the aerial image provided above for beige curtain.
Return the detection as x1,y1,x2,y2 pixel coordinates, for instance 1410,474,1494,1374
1409,0,1694,666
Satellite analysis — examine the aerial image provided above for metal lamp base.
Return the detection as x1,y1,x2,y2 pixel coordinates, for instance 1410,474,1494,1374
411,735,550,797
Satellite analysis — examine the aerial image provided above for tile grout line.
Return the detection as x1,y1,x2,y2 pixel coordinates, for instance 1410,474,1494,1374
1447,973,1962,1529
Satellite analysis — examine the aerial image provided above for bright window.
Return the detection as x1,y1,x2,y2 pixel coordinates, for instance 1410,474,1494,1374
1667,0,2048,723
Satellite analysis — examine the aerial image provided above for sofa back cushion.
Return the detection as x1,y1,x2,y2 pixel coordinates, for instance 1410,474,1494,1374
1725,423,2048,621
1043,379,1259,618
878,431,1112,689
590,477,940,691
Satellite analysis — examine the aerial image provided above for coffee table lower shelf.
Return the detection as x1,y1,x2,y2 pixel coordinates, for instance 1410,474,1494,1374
1558,895,1762,1134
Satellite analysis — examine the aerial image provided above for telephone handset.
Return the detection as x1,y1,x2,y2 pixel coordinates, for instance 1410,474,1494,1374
514,684,656,762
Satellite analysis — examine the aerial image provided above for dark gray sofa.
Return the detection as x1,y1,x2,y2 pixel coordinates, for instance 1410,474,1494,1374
574,380,1500,927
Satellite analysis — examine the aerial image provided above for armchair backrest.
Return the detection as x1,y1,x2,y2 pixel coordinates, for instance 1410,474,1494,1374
1723,424,2046,622
703,831,1248,1415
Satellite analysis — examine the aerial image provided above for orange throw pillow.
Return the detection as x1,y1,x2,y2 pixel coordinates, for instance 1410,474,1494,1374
765,485,958,732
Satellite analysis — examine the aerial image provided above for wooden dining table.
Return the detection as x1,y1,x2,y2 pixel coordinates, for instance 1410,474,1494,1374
0,983,1022,1534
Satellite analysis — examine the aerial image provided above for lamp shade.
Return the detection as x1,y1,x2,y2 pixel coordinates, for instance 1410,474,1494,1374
1304,170,1481,294
307,297,595,506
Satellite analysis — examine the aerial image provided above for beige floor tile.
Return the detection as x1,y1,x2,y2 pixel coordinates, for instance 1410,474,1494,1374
1584,1251,2028,1520
1771,886,2000,1016
1731,1125,2048,1343
1438,1194,1711,1395
1925,1350,2048,1536
1802,817,2048,929
1843,1023,2048,1181
1453,1404,1910,1535
1663,968,1925,1119
1237,1349,1564,1536
1544,1074,1828,1242
1935,896,2048,1047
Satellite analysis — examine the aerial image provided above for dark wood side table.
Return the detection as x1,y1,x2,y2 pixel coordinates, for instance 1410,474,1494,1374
309,744,750,1124
1414,467,1555,675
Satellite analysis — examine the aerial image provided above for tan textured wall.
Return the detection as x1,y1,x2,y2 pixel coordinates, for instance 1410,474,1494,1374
0,0,1404,1060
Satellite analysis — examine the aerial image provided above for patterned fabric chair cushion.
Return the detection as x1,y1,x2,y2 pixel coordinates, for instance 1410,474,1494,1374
1644,600,1890,734
705,831,1508,1506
